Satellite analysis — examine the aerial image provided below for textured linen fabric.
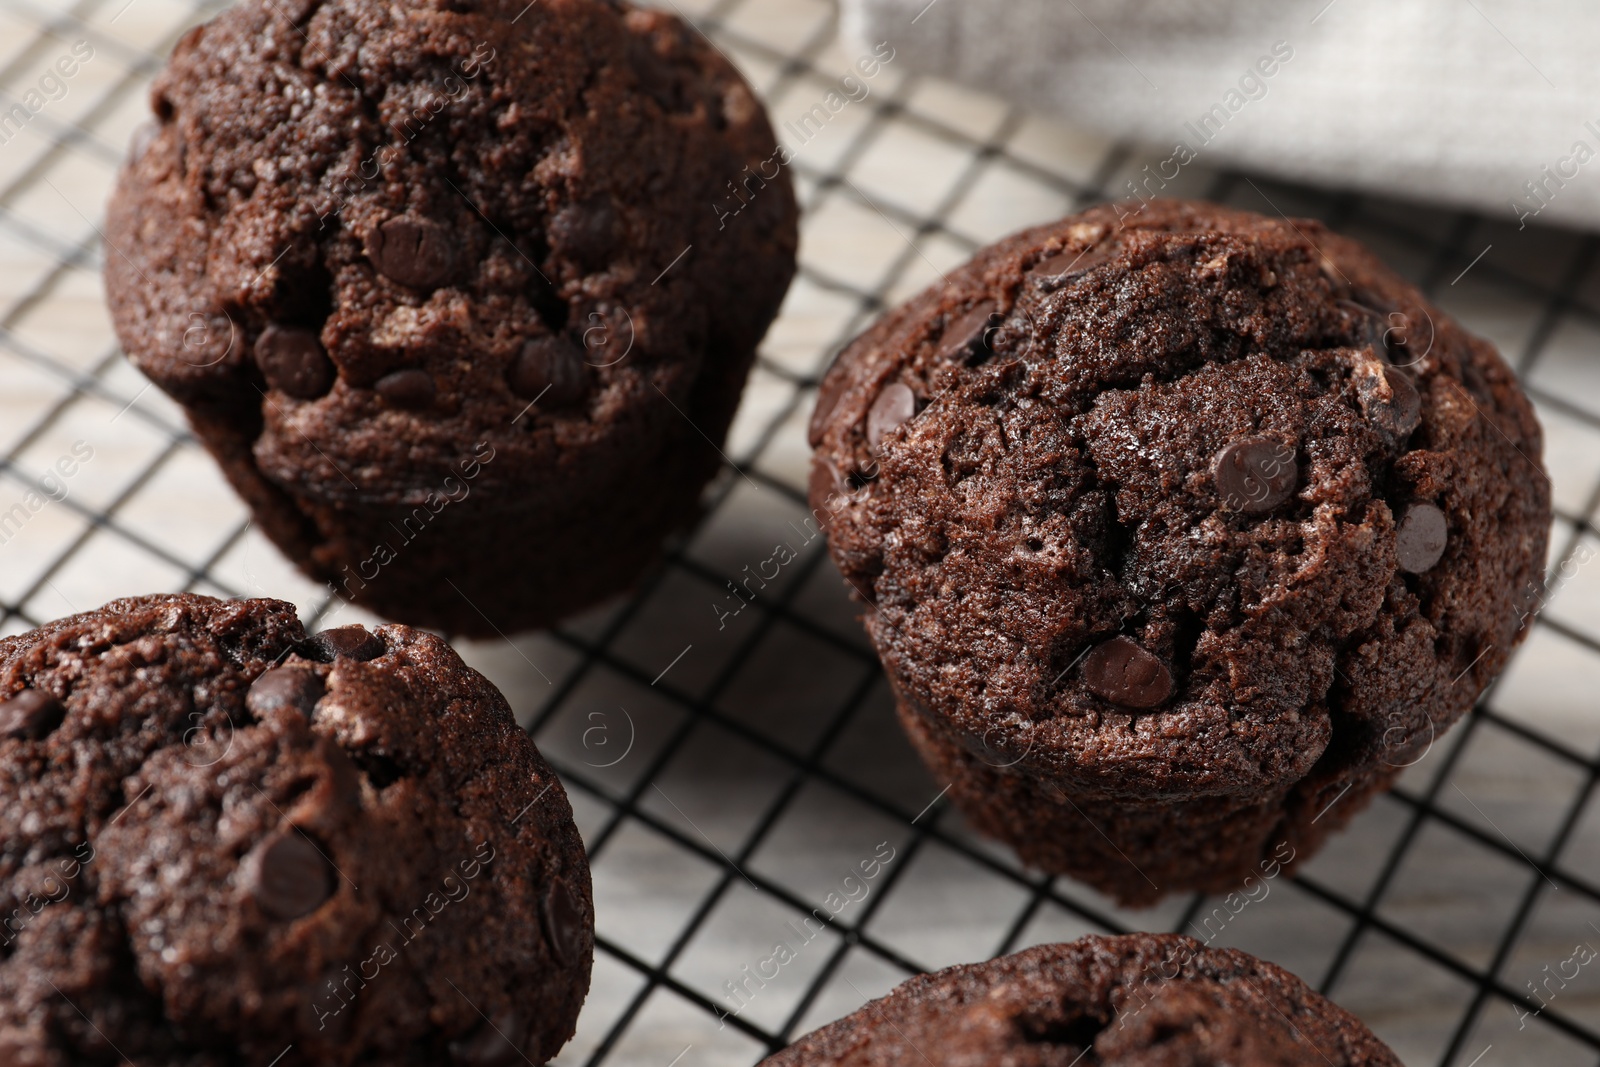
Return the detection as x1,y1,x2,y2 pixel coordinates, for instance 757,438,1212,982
844,0,1600,230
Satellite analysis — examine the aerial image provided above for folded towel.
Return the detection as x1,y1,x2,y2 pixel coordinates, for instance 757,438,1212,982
842,0,1600,231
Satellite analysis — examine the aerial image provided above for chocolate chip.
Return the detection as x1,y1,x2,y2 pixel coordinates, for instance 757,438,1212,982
938,301,999,363
246,667,325,719
510,337,588,407
1341,296,1433,370
1030,242,1117,290
246,831,334,919
1213,437,1298,514
0,690,64,740
449,1011,527,1067
302,742,360,825
283,737,362,836
306,626,385,662
1083,637,1173,709
866,383,916,450
808,373,846,449
255,325,334,400
541,877,587,966
367,215,456,289
1385,308,1434,365
375,369,436,410
1338,299,1391,355
809,457,844,510
1396,503,1448,574
1385,367,1421,431
549,199,619,269
316,736,364,810
1355,364,1421,442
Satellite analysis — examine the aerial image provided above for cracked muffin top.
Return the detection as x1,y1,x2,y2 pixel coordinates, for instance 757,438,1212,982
808,199,1547,799
0,593,590,1066
105,0,797,507
761,935,1401,1066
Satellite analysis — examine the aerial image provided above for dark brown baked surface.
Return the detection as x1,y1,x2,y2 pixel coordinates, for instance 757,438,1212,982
761,935,1401,1066
808,199,1548,903
0,593,590,1065
105,0,798,635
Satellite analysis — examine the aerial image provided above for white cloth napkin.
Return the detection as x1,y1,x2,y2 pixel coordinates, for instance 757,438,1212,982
842,0,1600,231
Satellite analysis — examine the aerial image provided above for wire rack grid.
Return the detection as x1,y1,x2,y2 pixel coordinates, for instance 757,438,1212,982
1,0,1600,1064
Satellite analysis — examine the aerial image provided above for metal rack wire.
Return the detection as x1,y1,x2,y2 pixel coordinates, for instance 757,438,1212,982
1,0,1599,1063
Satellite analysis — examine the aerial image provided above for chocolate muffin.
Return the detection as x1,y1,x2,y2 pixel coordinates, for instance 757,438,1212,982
808,199,1548,904
761,935,1401,1066
0,593,592,1066
105,0,798,635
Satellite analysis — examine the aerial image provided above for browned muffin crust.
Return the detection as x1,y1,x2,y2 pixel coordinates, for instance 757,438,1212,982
105,0,798,634
0,594,590,1066
762,935,1401,1066
808,199,1548,903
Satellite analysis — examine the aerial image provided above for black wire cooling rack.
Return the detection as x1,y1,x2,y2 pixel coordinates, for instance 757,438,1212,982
2,0,1600,1063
